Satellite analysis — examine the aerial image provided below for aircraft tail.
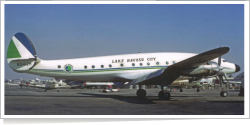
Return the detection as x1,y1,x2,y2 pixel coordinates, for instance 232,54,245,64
7,32,39,72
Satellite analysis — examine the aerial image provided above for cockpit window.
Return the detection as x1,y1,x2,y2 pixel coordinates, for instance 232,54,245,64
223,60,227,62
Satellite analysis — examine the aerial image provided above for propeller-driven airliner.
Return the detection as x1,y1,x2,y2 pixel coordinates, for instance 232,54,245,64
7,33,240,100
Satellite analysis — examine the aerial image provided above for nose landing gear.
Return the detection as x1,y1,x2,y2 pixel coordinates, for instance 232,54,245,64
216,76,229,97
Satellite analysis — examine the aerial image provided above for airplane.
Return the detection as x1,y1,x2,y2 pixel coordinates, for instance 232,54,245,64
19,78,81,92
6,32,240,100
156,79,202,92
169,80,203,92
35,77,41,83
5,79,12,83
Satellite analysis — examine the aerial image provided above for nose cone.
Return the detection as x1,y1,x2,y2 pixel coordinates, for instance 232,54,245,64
235,64,240,72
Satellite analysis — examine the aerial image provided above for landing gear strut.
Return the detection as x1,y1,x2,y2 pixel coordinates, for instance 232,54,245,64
180,88,183,92
136,85,146,99
158,85,171,100
197,88,200,92
216,76,228,97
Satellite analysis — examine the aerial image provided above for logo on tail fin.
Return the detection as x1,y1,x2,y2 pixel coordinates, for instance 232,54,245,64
7,33,36,61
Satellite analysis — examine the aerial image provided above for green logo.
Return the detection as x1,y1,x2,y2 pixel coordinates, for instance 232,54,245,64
64,64,73,73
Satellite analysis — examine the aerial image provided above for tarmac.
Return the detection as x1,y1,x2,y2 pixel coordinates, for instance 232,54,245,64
4,83,244,115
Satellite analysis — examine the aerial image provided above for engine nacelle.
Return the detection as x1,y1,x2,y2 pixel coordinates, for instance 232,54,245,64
180,64,219,76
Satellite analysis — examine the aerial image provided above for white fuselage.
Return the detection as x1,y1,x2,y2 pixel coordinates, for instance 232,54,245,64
25,52,236,82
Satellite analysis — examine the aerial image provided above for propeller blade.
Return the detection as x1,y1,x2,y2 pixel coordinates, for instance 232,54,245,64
218,56,221,66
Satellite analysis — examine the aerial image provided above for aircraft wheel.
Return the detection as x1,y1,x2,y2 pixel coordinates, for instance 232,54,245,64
220,91,228,97
180,88,183,92
158,91,164,100
158,91,171,100
197,88,200,92
136,89,146,99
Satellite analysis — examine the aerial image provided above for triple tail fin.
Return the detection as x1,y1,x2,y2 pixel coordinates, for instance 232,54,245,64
7,33,39,71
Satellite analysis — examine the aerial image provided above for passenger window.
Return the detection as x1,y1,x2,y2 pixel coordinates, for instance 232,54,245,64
84,65,87,69
140,63,143,66
166,61,169,65
58,65,61,69
92,65,95,69
120,63,124,67
132,63,135,66
109,64,112,68
101,65,104,68
156,62,160,65
147,62,150,66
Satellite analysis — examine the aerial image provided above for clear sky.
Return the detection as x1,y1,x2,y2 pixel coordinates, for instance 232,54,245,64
4,4,244,80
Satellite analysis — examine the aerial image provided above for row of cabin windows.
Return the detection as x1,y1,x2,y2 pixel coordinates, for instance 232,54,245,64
57,61,176,69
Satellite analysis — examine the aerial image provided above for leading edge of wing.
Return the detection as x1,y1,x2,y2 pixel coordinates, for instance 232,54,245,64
171,47,229,69
126,47,229,86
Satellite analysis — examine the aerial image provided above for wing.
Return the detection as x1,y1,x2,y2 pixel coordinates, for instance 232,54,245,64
127,47,229,86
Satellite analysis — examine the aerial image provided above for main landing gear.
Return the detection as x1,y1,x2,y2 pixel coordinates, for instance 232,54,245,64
136,85,171,100
158,91,171,100
136,85,146,99
136,89,146,99
180,88,183,92
158,85,171,100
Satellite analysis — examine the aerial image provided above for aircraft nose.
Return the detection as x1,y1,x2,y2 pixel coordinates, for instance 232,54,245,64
235,64,240,72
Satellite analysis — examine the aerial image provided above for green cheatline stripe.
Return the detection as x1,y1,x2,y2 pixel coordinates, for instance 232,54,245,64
31,66,165,73
7,39,21,59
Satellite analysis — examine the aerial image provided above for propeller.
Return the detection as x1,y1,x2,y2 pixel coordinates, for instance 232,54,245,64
214,56,224,76
218,56,221,66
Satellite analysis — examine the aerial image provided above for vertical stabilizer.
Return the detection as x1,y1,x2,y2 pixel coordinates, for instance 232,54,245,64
7,33,38,71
